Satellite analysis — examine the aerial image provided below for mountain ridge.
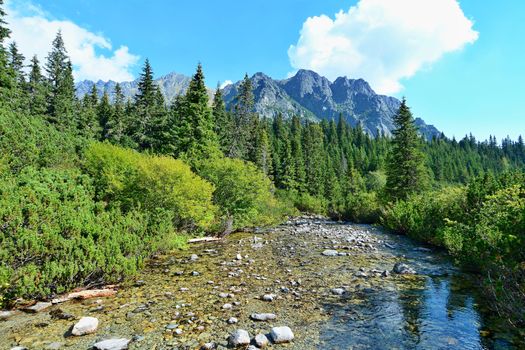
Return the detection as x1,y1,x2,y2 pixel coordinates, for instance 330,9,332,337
76,69,440,139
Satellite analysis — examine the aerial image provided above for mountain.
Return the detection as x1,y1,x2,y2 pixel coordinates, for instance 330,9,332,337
76,69,440,139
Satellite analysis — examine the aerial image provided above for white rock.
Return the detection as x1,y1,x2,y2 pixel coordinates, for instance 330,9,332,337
190,254,199,261
229,329,250,347
0,310,15,320
71,316,99,336
222,303,232,310
255,333,269,348
262,294,275,301
93,338,130,350
322,249,339,256
250,313,276,321
236,253,242,260
227,317,238,324
270,326,294,343
331,288,345,295
24,301,52,313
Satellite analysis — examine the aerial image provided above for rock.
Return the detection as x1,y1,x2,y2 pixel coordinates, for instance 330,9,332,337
250,313,277,321
227,317,238,324
331,288,345,295
222,303,232,310
166,323,178,330
134,280,146,287
228,329,250,347
0,310,15,320
393,262,416,275
45,342,63,350
50,308,75,320
236,253,242,260
322,249,339,256
191,271,200,276
201,343,216,350
10,347,28,350
270,326,294,343
262,294,275,301
190,254,199,261
384,242,396,249
52,289,117,304
24,301,52,313
382,270,390,277
93,338,131,350
255,333,269,348
247,346,258,350
71,316,99,336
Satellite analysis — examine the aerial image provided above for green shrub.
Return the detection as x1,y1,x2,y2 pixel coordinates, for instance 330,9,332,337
0,167,184,303
198,157,287,228
381,186,466,245
0,108,81,172
281,190,327,215
345,191,380,223
84,142,217,231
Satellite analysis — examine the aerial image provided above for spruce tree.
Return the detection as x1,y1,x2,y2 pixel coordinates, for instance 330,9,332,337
172,63,220,160
385,98,428,200
45,31,76,128
0,0,14,106
230,73,256,159
98,89,113,140
105,83,127,144
212,84,234,154
28,55,47,115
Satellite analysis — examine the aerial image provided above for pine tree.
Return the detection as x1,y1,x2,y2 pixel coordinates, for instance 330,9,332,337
98,89,113,140
45,31,76,128
28,55,47,115
385,98,428,200
170,64,220,159
212,84,234,153
230,73,256,159
0,0,14,106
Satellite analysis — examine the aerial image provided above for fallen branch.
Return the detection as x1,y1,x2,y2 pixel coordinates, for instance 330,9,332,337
51,288,117,304
188,237,222,243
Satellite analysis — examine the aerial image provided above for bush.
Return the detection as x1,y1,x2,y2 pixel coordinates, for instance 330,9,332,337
345,191,380,223
381,186,466,245
0,108,82,172
84,142,217,231
198,157,288,229
0,167,185,303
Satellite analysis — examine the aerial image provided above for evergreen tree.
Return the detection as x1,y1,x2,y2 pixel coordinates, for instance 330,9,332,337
0,0,14,106
172,63,220,160
105,83,128,144
230,73,255,158
28,55,47,115
385,98,428,200
98,89,113,140
45,31,76,128
212,84,234,153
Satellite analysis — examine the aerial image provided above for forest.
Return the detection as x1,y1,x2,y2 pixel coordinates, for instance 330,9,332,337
0,2,523,330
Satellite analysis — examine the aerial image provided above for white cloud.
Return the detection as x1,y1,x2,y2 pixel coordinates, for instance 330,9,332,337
220,80,233,89
5,0,139,82
288,0,478,94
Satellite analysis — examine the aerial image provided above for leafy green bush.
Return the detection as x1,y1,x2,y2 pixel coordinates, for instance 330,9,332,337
198,157,287,228
84,142,217,231
0,167,184,302
345,191,380,223
381,186,466,245
0,108,82,172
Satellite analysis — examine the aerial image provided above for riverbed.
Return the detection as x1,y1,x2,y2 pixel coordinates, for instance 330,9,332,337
0,217,523,349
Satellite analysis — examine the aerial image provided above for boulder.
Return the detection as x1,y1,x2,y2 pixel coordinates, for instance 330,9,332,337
93,338,130,350
228,329,250,347
270,326,294,343
71,316,98,336
255,333,269,348
393,262,416,275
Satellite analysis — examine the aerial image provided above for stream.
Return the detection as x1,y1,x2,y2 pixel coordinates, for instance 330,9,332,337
0,217,523,349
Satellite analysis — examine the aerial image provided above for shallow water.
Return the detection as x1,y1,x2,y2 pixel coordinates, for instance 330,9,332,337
0,219,522,349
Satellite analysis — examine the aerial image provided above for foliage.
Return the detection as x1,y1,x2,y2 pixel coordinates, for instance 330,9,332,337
198,157,287,229
84,142,217,231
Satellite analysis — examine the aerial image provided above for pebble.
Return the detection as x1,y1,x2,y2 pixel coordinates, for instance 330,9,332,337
71,316,99,336
262,294,275,301
24,301,52,313
270,326,294,343
222,303,233,310
201,343,216,350
190,254,199,261
227,317,238,324
250,313,277,321
393,262,417,274
322,249,339,256
10,347,28,350
228,329,250,347
236,253,242,260
255,333,269,348
331,288,345,295
93,338,131,350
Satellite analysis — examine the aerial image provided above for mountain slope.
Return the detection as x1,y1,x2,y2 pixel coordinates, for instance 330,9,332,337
76,69,440,139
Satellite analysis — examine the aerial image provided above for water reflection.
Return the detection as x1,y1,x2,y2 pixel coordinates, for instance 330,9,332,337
320,275,513,350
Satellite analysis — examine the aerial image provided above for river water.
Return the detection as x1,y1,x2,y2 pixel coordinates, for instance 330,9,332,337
0,218,522,349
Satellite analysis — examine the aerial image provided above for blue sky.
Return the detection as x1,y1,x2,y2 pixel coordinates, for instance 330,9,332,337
6,0,525,141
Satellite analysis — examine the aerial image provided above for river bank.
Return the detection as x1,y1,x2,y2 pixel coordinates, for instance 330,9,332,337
0,217,522,349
